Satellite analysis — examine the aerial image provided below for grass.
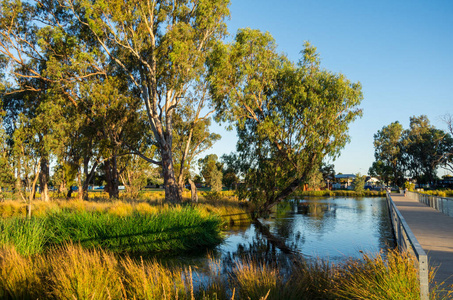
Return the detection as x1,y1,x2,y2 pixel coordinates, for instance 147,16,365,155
419,190,453,198
0,245,450,299
0,217,48,256
45,207,223,256
0,202,224,257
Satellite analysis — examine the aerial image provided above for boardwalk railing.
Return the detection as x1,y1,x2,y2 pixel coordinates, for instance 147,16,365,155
408,191,453,217
386,192,429,300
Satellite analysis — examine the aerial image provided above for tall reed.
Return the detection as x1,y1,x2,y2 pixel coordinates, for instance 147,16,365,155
0,217,47,256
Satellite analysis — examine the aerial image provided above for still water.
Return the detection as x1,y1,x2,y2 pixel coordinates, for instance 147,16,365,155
218,197,395,263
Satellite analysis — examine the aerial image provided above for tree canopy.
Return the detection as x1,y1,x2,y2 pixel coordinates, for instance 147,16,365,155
0,0,230,202
370,115,453,186
208,30,363,215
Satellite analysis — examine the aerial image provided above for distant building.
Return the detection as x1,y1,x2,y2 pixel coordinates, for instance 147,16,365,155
334,174,356,189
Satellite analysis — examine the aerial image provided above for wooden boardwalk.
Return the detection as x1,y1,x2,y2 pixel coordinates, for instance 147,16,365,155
391,193,453,290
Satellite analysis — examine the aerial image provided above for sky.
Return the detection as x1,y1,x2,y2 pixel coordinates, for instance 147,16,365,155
205,0,453,176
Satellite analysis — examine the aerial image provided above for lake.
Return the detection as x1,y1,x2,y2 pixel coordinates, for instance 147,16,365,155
218,197,395,263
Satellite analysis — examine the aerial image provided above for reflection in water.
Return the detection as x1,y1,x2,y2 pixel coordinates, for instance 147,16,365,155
220,197,395,263
177,198,395,288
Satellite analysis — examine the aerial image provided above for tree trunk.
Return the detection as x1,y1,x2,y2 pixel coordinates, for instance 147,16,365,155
104,157,119,199
82,157,98,200
28,165,41,219
111,155,119,199
15,155,22,201
39,157,50,202
77,170,83,201
188,178,198,202
161,147,182,204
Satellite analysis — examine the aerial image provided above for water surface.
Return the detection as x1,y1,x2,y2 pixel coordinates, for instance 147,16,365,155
219,197,395,262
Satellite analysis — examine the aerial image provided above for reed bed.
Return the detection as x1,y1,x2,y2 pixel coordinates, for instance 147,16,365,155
0,202,224,257
0,245,449,300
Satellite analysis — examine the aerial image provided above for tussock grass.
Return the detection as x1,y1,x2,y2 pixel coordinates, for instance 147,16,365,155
231,259,281,300
0,246,43,299
0,245,450,299
334,249,420,299
0,218,47,256
46,244,122,299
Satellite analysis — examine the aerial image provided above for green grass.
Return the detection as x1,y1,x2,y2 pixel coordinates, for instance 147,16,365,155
0,217,48,256
44,207,223,255
0,206,223,257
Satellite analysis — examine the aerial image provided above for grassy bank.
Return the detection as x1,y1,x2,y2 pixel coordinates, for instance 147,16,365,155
0,202,224,257
417,189,453,197
0,244,449,300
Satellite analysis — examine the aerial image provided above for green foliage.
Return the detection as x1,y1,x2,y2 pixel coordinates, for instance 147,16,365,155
353,173,366,194
404,181,415,191
402,115,453,184
307,169,324,190
118,153,158,198
210,167,223,192
371,122,404,185
371,116,453,186
0,206,223,257
199,154,223,187
0,218,47,256
209,32,363,214
0,0,231,204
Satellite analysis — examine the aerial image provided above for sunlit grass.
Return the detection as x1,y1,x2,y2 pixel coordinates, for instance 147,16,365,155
0,203,224,257
1,245,448,300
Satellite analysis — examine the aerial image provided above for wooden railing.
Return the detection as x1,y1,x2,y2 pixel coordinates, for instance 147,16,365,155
408,191,453,217
386,192,429,300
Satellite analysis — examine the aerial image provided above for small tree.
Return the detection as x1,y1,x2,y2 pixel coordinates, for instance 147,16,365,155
353,173,366,194
210,167,223,193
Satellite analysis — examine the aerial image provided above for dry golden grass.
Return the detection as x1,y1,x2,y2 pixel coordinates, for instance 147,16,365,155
232,259,280,300
0,244,450,300
46,244,122,299
0,246,43,299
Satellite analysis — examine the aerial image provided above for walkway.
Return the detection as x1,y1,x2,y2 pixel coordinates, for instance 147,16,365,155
391,193,453,289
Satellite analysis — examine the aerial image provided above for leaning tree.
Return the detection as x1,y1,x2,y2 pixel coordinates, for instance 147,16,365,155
208,29,363,215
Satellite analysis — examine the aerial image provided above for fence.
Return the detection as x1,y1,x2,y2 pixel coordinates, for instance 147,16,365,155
408,191,453,217
386,192,429,300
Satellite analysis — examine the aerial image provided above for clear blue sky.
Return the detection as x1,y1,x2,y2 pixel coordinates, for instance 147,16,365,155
205,0,453,176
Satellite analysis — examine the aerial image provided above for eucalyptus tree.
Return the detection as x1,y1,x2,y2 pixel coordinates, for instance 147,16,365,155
220,153,240,190
208,29,363,215
172,85,221,194
0,0,230,203
0,124,14,200
372,121,405,186
401,115,452,184
198,154,222,187
438,114,453,173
